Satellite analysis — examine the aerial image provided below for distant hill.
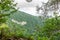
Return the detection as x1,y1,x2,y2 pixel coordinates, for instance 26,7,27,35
7,11,43,38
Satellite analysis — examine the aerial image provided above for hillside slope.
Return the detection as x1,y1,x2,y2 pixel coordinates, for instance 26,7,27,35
7,11,43,38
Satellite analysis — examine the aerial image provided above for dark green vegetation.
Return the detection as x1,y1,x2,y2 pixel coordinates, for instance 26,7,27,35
0,0,60,40
0,11,60,40
7,11,43,40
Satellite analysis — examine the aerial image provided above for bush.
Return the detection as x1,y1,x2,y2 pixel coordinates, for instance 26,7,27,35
40,17,60,40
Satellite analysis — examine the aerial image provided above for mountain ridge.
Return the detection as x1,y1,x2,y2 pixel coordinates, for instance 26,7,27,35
7,11,43,38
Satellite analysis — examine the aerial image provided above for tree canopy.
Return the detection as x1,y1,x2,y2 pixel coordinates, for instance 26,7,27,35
0,0,17,24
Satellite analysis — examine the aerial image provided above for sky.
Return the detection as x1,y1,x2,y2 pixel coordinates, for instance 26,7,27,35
14,0,48,16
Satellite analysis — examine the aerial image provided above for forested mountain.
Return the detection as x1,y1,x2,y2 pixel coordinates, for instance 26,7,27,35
7,11,43,27
1,0,60,40
7,11,43,39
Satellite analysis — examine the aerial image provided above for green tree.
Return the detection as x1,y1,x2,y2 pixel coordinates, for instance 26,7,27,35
40,12,60,40
46,0,60,11
0,0,17,24
0,0,17,39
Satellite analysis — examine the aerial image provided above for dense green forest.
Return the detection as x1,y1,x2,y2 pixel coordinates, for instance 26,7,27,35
0,0,60,40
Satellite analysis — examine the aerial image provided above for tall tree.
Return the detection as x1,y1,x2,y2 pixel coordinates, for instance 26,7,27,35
47,0,60,11
0,0,17,24
39,0,60,18
0,0,17,39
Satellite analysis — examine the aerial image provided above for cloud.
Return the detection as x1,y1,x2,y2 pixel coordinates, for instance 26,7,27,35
14,0,48,16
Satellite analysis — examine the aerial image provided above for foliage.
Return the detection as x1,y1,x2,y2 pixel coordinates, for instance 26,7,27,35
40,15,60,40
0,0,60,40
0,0,17,24
0,0,16,12
0,13,60,40
0,0,17,40
48,0,60,5
50,32,60,40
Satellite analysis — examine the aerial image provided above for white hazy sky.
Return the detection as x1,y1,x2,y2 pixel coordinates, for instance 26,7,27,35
14,0,48,16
